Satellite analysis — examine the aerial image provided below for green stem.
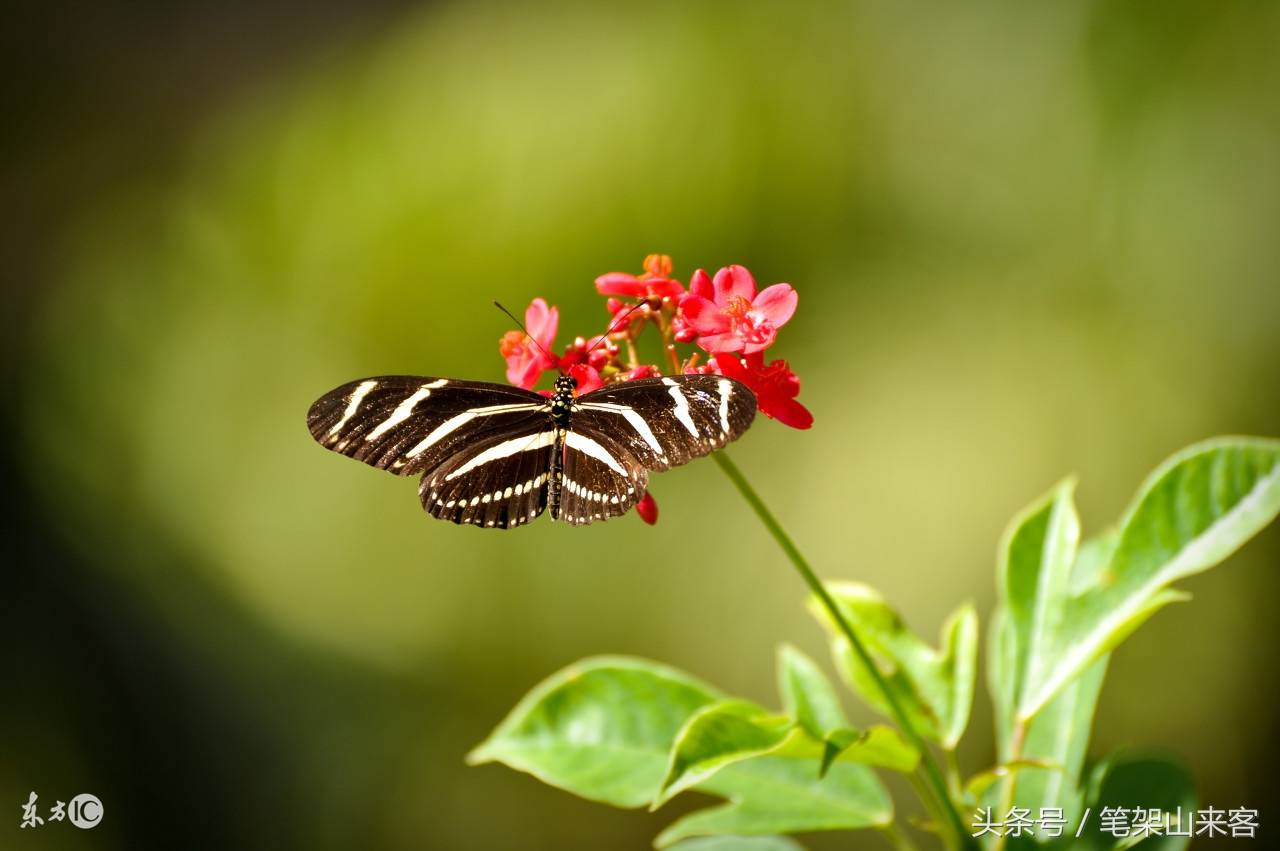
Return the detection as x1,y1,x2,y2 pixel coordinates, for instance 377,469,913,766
881,823,922,851
990,722,1027,851
654,308,683,374
945,749,963,801
907,772,946,834
713,451,975,851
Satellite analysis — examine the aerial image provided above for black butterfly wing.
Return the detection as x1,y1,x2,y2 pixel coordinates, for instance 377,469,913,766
309,373,756,530
554,430,648,526
307,376,546,477
419,426,555,528
573,375,756,472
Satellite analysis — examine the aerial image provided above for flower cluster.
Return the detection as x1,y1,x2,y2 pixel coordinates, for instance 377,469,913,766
499,254,811,521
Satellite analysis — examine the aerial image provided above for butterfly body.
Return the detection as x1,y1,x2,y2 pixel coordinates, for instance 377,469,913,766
307,372,755,528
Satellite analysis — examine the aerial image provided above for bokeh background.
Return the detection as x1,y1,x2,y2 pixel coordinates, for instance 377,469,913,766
3,1,1278,848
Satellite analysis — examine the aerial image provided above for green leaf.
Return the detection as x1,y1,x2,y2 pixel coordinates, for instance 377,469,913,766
655,701,794,807
987,537,1128,820
769,724,919,775
654,756,892,847
1002,655,1107,815
655,698,918,807
1073,752,1196,851
666,837,807,851
776,644,866,775
467,656,721,808
809,583,978,748
997,478,1080,722
988,482,1109,816
1019,438,1280,718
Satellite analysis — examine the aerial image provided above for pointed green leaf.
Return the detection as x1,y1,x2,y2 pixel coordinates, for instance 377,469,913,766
809,584,978,748
998,478,1080,720
656,697,918,808
655,701,794,807
654,756,892,847
1000,656,1107,816
1074,752,1196,851
467,656,721,808
987,482,1105,817
666,838,807,851
777,644,848,740
1020,438,1280,718
769,724,919,775
988,536,1113,833
776,644,865,774
830,725,919,774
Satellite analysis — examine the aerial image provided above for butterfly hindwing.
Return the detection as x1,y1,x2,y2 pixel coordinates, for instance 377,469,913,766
307,376,546,476
554,430,648,526
573,375,756,471
309,373,757,529
419,427,555,528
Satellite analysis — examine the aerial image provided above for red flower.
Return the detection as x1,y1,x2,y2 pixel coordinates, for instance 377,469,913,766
559,334,618,372
635,491,659,525
671,269,711,343
500,298,559,389
622,364,662,381
679,265,797,354
713,352,812,430
596,254,685,301
566,363,603,394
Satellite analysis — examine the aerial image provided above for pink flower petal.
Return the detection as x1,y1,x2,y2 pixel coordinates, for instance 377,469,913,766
646,278,686,298
594,273,646,297
688,268,715,300
712,265,757,305
740,328,779,355
751,283,797,327
696,331,744,353
525,298,559,350
507,354,545,390
567,363,603,394
678,295,731,335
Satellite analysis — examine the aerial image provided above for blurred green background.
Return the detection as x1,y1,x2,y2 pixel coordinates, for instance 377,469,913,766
3,1,1278,848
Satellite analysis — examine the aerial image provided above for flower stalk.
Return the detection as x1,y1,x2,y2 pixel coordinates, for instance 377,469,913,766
712,450,975,851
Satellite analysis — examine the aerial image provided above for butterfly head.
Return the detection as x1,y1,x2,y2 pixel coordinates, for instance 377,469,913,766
549,374,577,427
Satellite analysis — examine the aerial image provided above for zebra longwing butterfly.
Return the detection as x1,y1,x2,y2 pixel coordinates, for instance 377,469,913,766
307,372,756,528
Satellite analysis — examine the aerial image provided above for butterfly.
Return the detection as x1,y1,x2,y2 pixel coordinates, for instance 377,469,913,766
307,371,756,528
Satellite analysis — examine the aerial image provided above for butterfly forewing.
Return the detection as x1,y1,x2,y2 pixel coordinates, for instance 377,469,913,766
307,376,546,476
555,430,648,526
308,372,756,529
420,427,554,528
573,375,756,471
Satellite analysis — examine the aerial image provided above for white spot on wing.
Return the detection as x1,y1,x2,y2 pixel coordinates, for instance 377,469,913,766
662,378,699,437
565,432,627,475
405,402,543,458
365,380,445,441
329,380,378,436
579,402,665,456
444,431,556,481
717,378,732,434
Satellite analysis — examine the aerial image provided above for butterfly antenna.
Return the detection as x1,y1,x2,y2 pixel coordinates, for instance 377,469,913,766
584,301,647,359
494,300,556,361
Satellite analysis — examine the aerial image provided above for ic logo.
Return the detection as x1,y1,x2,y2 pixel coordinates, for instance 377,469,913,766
68,794,103,829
